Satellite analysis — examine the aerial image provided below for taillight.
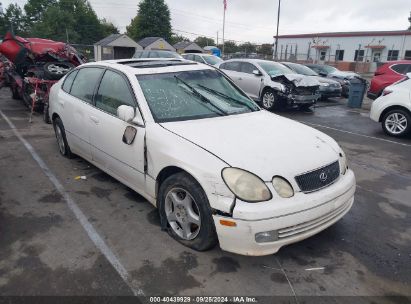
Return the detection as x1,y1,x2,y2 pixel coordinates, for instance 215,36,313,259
382,90,393,96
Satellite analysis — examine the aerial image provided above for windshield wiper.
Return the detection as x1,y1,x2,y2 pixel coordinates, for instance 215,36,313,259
174,75,228,116
196,84,257,111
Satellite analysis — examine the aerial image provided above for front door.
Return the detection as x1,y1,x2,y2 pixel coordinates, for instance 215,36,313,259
89,69,146,193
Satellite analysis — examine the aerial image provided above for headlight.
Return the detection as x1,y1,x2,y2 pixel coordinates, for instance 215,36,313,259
222,168,272,202
340,151,348,175
272,176,294,198
320,82,329,87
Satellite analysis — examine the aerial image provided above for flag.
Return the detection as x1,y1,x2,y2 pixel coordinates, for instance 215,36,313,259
224,0,227,11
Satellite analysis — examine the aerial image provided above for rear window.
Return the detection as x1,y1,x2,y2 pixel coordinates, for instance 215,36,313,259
70,67,104,103
391,64,410,75
62,70,78,93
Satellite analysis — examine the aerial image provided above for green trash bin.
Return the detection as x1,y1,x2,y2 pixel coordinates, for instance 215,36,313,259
347,77,367,108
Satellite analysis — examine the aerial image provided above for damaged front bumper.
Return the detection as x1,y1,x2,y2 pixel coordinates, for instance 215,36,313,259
213,169,355,256
288,93,321,104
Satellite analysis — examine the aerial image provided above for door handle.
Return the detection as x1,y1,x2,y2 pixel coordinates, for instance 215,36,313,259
90,116,99,124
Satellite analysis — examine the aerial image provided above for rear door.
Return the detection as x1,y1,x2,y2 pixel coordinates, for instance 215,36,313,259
219,61,242,86
88,69,146,193
238,62,263,100
59,67,104,160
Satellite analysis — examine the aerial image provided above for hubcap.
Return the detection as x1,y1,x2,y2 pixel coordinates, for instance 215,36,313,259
262,92,275,109
165,188,201,240
385,113,407,135
55,125,65,154
48,64,70,75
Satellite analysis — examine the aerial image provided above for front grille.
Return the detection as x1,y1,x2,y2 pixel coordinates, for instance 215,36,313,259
295,161,340,193
278,199,351,239
293,86,319,95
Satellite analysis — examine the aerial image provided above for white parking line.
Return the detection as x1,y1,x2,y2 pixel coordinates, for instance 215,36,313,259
299,121,411,148
0,110,144,296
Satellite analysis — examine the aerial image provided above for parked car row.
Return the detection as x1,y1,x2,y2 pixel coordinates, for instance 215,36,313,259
48,58,356,256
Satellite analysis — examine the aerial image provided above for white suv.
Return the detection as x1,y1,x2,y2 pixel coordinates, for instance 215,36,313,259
370,73,411,137
49,58,355,256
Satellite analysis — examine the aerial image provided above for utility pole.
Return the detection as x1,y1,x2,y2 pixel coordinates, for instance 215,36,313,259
273,0,281,60
66,28,70,44
222,1,226,57
217,31,219,47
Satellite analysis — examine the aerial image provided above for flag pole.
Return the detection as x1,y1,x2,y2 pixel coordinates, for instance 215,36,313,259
222,1,226,57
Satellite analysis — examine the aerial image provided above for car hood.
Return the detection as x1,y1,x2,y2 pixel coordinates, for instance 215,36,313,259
329,71,359,79
161,111,341,181
310,76,340,85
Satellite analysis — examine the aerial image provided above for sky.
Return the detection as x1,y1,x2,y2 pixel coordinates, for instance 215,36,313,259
2,0,410,44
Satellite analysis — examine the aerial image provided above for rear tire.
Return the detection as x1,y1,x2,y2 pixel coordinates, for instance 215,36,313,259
53,117,74,158
158,172,218,251
43,103,51,124
382,109,411,137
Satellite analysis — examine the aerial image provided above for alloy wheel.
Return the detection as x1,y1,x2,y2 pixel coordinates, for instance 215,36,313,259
55,125,66,154
262,92,275,109
164,187,201,240
385,113,408,135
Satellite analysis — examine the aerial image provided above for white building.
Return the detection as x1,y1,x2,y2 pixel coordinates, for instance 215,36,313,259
276,30,411,72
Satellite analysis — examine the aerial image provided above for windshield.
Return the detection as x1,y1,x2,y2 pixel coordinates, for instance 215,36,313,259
287,63,318,76
258,61,295,77
137,69,259,122
203,56,223,65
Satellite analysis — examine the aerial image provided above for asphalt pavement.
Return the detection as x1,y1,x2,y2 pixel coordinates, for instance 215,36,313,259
0,90,410,302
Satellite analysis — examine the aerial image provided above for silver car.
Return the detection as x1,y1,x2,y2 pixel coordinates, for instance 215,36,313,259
217,59,321,110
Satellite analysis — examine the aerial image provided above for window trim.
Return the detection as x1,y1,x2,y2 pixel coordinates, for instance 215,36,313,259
67,66,105,104
61,69,79,94
94,67,146,126
389,63,411,76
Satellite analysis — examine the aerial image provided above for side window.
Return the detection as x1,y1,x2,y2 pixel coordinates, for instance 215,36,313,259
95,70,135,116
149,51,159,58
240,62,257,74
62,70,78,93
194,55,205,63
133,51,142,58
70,68,103,103
142,51,150,58
223,61,241,72
391,64,408,75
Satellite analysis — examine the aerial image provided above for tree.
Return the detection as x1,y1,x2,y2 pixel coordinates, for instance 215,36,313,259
30,0,118,44
222,41,238,54
2,3,27,36
126,0,172,41
169,34,190,45
24,0,57,27
194,36,215,48
239,42,257,54
259,43,273,56
408,11,411,30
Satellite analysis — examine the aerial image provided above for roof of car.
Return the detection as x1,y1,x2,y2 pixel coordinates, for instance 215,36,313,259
80,59,214,75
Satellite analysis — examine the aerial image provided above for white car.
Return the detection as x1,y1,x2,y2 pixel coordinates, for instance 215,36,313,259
49,58,356,256
182,53,223,67
370,73,411,137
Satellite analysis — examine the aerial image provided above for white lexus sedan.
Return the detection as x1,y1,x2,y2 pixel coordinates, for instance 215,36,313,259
49,59,356,256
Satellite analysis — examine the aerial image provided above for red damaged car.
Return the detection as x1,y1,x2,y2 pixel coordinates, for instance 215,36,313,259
367,60,411,100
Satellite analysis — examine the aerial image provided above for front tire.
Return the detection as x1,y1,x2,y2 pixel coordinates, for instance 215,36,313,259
53,117,74,158
382,109,411,137
158,172,218,251
261,88,278,110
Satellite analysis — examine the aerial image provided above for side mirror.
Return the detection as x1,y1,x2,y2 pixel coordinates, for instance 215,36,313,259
407,72,411,79
117,105,135,122
253,70,262,76
319,72,327,77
